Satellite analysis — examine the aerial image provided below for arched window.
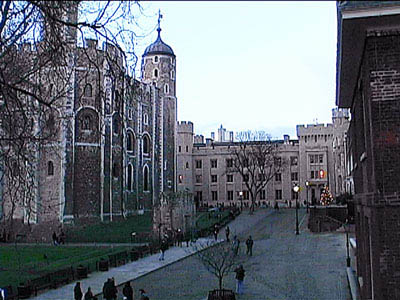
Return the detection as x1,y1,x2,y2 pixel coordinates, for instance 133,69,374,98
127,164,133,191
113,115,119,134
154,56,159,63
164,84,169,94
154,69,158,78
82,115,91,130
113,162,119,178
170,70,175,80
84,84,92,97
143,134,150,155
48,161,54,176
143,113,148,125
143,165,149,191
127,131,135,152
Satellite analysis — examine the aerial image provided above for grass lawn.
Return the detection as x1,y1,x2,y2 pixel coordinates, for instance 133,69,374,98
195,210,231,231
0,245,131,288
66,212,153,243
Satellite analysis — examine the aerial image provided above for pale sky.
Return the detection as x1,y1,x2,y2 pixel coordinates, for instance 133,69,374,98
133,1,338,140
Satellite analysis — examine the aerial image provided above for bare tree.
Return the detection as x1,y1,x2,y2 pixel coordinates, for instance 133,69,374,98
0,1,149,228
227,130,285,213
193,241,245,291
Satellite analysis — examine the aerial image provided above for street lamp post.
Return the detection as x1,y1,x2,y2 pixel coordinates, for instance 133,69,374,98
239,191,243,212
346,219,351,267
305,181,310,213
293,185,300,235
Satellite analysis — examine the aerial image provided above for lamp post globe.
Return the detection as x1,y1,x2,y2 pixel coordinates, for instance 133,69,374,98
305,181,310,213
293,185,300,235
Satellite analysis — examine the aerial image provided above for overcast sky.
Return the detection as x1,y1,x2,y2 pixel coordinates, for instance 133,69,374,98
133,1,338,140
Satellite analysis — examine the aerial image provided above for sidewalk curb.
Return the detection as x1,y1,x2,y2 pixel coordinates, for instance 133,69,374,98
346,267,360,300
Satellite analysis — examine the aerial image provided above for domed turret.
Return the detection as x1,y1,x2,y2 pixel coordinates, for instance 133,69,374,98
143,13,175,57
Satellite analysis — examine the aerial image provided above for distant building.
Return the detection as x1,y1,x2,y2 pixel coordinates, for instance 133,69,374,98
337,1,400,299
177,111,349,208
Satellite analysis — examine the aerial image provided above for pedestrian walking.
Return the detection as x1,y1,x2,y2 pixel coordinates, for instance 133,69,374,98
110,277,117,300
84,287,93,300
232,235,240,255
213,224,219,241
103,278,114,300
139,289,150,300
122,282,134,300
74,282,83,300
234,265,245,295
159,239,167,261
52,231,59,246
225,226,230,242
246,235,254,256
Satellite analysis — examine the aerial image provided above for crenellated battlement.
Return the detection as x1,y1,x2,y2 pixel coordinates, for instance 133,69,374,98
296,123,333,136
177,121,194,133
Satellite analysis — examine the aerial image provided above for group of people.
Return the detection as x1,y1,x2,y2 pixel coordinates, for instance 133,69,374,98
224,226,254,256
52,230,66,246
74,282,95,300
74,279,149,300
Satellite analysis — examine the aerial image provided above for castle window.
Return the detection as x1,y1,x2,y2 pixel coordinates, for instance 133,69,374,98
154,69,158,78
178,175,183,184
186,162,189,169
127,131,135,153
82,115,91,130
48,161,54,176
113,163,119,178
154,56,159,63
143,165,149,191
84,84,92,97
164,84,169,94
186,145,188,152
127,164,133,191
178,146,181,153
113,115,119,134
170,70,175,79
143,113,148,125
143,134,150,155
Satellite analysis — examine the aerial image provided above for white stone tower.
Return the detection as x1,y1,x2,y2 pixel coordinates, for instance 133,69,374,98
141,11,177,197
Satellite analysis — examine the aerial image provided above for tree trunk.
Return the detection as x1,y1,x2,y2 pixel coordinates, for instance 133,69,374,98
219,276,223,290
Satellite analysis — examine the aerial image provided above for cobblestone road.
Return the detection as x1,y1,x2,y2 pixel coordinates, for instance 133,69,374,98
111,209,351,300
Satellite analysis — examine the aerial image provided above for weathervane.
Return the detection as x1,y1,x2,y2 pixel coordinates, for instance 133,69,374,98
157,9,163,36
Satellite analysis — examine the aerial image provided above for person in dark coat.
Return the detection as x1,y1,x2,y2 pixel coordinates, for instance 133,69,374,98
213,224,219,241
246,236,254,256
52,231,58,245
234,265,245,295
103,278,113,300
110,277,117,300
225,226,230,242
122,282,134,300
74,282,83,300
84,287,93,300
159,239,167,261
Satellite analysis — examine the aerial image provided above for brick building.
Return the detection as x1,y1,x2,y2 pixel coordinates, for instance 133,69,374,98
337,1,400,299
0,7,177,224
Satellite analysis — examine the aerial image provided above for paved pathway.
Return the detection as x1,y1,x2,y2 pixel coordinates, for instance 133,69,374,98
29,208,351,300
123,209,351,300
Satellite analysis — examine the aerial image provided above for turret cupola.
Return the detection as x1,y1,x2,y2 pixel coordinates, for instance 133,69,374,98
143,11,175,58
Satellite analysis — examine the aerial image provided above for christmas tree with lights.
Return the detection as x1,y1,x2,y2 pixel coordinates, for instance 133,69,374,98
320,186,333,206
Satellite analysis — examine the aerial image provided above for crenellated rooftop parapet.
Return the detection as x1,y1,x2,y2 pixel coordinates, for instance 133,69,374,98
177,121,194,134
296,123,334,137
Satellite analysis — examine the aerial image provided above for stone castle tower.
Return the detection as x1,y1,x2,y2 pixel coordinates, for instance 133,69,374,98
0,6,178,225
141,15,177,196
